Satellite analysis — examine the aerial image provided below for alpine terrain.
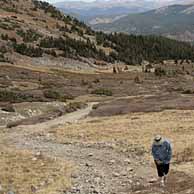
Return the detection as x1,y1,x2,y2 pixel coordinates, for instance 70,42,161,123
1,0,194,194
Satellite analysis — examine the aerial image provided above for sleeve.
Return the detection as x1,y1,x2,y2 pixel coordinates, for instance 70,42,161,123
165,141,172,162
152,144,157,160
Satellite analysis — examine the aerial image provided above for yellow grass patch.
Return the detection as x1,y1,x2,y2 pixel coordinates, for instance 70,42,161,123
12,81,40,91
0,146,72,194
55,110,194,162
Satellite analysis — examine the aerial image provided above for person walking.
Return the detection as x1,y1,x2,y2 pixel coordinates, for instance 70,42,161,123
152,135,172,186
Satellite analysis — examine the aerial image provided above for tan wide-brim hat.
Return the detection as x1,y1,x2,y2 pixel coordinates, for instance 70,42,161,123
153,135,164,145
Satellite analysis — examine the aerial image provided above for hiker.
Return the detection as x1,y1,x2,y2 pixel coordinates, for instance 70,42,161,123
152,135,172,186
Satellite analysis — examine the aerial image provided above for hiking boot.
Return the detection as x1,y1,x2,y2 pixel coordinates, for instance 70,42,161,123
160,177,165,187
164,175,167,183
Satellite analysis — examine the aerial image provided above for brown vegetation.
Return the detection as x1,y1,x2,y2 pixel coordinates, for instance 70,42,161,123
0,146,72,194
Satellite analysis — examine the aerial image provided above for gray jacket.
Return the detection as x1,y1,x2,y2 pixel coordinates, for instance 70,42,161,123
152,139,172,164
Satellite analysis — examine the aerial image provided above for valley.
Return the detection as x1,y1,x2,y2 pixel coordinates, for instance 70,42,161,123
1,0,194,194
56,0,194,42
1,61,194,194
92,4,194,43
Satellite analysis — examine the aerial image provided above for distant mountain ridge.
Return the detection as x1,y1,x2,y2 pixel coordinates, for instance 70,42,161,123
54,0,194,22
54,0,194,33
92,3,194,42
54,0,164,22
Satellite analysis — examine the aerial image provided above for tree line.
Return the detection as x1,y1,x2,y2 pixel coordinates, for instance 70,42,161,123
96,32,194,65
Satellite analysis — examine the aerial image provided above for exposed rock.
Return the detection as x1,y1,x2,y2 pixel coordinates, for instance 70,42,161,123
85,162,93,167
7,191,15,194
71,173,78,179
32,157,38,161
121,171,128,176
88,153,94,157
127,167,134,172
35,151,42,157
31,185,37,193
109,159,116,165
1,104,15,113
124,158,131,164
149,178,157,183
113,172,120,177
0,185,3,192
92,188,100,194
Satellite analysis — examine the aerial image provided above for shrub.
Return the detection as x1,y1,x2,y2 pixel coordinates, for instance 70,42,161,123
39,36,109,61
43,89,73,102
1,103,15,112
93,79,100,84
182,89,194,94
81,79,89,86
155,67,166,76
70,25,84,36
2,7,19,13
16,29,42,42
66,102,86,113
43,89,60,99
9,37,17,43
91,88,112,96
1,34,9,40
0,53,9,63
0,21,14,30
7,120,21,128
33,0,64,20
0,89,35,103
134,75,143,84
92,104,98,110
13,43,43,57
44,49,57,57
0,46,7,53
175,146,194,164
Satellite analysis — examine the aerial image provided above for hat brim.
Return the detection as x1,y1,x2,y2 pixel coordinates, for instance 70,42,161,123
154,138,164,145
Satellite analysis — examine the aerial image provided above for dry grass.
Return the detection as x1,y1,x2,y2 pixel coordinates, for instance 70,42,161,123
0,146,72,194
12,81,40,91
0,64,54,74
175,144,194,163
55,110,194,161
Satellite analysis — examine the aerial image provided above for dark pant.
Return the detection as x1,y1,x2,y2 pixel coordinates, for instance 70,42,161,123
155,161,170,177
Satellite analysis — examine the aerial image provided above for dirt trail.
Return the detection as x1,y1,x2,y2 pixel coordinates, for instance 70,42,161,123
15,138,146,194
4,103,194,194
12,102,96,132
4,103,148,194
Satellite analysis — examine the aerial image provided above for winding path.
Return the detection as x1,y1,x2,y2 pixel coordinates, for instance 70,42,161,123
4,103,194,194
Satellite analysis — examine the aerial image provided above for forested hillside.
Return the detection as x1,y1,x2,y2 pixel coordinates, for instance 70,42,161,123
0,0,194,66
95,32,194,64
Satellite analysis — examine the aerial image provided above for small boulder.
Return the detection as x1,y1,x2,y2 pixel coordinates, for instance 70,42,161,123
85,162,93,167
1,104,15,112
149,178,157,184
113,172,120,177
32,157,38,161
109,160,116,165
31,185,37,193
7,191,15,194
124,158,131,164
127,167,134,172
88,153,94,157
0,185,3,192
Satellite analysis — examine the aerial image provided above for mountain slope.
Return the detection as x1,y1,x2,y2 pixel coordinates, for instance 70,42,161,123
55,0,194,25
0,0,114,66
0,0,194,68
54,0,162,23
92,3,194,42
